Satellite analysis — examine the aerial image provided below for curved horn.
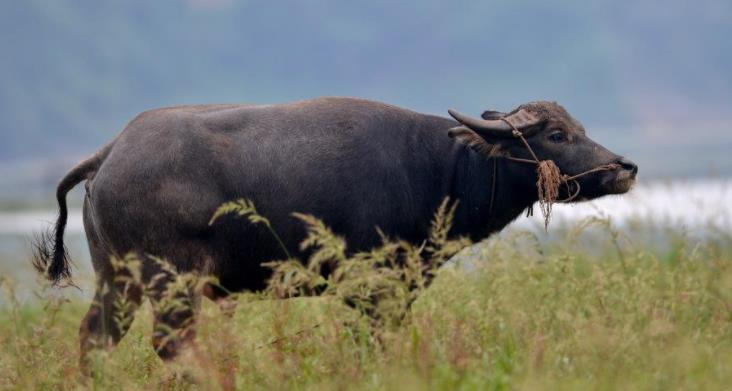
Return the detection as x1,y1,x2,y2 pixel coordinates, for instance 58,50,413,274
448,108,540,138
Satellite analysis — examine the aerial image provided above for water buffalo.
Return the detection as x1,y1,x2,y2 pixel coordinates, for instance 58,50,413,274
34,97,637,362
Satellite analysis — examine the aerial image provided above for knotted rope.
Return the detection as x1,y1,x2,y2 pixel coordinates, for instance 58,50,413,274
536,159,562,228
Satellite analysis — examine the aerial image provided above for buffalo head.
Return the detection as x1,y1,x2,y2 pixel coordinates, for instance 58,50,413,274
447,101,637,201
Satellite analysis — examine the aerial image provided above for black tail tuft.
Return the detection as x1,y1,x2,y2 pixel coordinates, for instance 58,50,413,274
32,215,72,286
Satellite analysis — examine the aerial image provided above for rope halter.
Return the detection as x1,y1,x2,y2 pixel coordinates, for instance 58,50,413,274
496,118,620,229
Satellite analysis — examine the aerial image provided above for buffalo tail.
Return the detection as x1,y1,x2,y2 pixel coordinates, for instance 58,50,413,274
32,142,113,286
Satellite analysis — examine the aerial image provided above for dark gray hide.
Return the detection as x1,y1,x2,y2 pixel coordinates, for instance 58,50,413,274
41,97,640,291
33,97,636,360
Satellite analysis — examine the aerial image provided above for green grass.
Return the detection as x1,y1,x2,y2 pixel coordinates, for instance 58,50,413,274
2,219,732,390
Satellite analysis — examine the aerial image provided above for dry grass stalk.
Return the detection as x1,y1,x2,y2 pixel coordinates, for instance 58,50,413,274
216,197,470,331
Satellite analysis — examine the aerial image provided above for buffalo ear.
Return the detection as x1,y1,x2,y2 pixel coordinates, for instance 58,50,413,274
447,126,501,156
481,110,506,120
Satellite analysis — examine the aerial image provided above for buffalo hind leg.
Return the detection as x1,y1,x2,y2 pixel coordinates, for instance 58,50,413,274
79,277,143,370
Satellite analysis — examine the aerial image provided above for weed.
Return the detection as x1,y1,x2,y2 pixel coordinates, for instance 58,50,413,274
1,207,731,389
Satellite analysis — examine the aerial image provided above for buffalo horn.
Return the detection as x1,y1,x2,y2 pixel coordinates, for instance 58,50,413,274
447,108,540,138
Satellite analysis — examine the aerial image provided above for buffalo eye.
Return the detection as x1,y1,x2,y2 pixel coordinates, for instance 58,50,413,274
548,130,567,143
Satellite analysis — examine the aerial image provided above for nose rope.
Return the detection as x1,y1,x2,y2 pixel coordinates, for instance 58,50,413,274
489,118,620,228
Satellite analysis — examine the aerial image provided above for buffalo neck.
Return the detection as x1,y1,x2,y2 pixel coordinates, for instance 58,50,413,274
448,147,538,242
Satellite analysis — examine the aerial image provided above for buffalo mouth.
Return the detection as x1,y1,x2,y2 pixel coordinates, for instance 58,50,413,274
600,167,636,195
571,166,637,201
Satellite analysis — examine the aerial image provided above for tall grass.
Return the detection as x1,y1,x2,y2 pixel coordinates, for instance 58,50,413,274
1,207,731,390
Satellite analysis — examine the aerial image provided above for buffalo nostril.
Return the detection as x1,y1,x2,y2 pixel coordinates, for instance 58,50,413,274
617,157,638,175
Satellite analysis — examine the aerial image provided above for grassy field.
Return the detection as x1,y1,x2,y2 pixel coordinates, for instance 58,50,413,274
1,216,732,390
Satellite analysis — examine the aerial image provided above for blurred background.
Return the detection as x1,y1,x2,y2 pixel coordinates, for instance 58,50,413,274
1,1,731,287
